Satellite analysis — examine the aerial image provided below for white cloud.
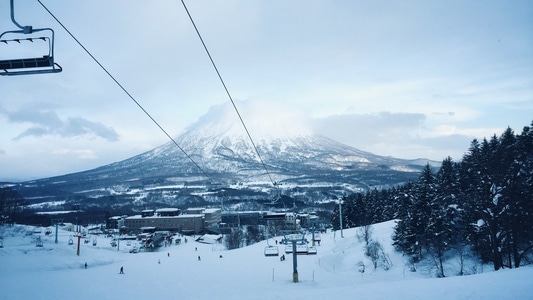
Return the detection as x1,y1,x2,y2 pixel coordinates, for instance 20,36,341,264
1,107,119,141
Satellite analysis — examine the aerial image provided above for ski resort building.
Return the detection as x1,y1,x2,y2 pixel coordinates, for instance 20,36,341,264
122,208,221,234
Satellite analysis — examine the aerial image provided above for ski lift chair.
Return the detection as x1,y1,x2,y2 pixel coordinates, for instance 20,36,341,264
285,244,293,254
295,243,309,255
307,246,317,255
264,245,279,257
0,0,62,76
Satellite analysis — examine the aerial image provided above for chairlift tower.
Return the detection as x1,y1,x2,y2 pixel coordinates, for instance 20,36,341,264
282,231,306,283
51,218,63,244
338,197,344,238
309,215,318,246
72,205,82,255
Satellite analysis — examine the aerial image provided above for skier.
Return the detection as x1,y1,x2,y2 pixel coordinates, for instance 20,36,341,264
84,262,87,269
119,266,124,274
198,255,201,261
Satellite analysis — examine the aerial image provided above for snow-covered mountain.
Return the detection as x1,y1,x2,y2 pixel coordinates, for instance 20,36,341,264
14,102,435,210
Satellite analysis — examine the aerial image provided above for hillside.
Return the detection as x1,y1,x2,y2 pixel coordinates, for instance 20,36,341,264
0,220,531,299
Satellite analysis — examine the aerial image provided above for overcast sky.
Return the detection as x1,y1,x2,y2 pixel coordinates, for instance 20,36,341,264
1,0,532,182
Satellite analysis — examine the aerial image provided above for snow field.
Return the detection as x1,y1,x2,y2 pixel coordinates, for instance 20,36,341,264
1,221,532,300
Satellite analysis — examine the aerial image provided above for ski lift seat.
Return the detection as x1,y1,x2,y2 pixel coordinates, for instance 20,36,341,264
0,55,53,69
295,244,309,254
0,55,62,75
264,245,279,257
285,245,293,254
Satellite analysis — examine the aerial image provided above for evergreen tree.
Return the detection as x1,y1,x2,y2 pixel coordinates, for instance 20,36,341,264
426,157,457,277
460,138,503,269
393,164,435,266
392,182,415,220
496,127,518,268
503,125,533,267
459,126,533,270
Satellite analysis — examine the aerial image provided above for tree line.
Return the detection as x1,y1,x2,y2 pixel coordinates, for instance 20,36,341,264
0,186,25,225
332,121,533,275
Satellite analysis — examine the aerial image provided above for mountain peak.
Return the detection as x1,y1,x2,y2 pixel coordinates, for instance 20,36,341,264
183,101,314,140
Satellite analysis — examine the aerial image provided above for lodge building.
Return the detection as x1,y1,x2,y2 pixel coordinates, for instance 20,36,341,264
122,208,221,234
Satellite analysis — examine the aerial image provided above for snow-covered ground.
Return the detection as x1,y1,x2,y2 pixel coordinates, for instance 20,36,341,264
1,221,531,300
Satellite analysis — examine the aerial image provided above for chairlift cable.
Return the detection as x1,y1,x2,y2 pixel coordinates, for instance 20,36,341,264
179,0,276,186
36,0,213,183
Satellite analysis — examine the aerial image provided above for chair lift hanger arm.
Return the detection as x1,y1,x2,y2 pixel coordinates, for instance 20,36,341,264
9,0,32,33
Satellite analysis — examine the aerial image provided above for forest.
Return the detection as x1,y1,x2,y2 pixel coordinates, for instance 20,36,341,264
332,121,533,276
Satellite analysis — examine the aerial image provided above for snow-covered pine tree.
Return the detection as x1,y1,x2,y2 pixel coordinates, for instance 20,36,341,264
393,164,435,267
509,123,533,267
425,157,458,277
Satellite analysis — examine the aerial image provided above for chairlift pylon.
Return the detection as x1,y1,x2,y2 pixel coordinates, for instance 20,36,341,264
0,0,62,76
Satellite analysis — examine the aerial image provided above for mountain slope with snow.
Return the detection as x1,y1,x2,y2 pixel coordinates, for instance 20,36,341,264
0,220,531,299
